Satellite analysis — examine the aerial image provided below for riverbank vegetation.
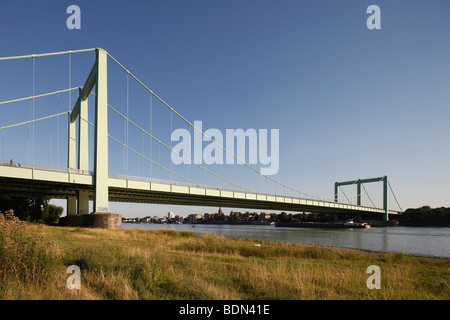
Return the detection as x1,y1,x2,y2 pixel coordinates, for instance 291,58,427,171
0,210,448,300
398,206,450,226
127,206,450,227
0,195,63,224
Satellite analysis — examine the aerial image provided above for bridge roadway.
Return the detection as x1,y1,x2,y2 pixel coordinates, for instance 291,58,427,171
0,163,399,216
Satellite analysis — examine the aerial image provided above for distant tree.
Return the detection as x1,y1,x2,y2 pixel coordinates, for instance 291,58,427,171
307,212,318,222
28,197,48,222
269,213,278,221
41,204,64,225
0,195,30,220
0,195,62,224
277,212,288,222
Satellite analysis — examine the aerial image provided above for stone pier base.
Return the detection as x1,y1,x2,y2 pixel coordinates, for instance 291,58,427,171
59,212,122,230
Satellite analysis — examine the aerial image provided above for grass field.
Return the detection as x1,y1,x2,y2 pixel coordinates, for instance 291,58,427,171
0,214,449,300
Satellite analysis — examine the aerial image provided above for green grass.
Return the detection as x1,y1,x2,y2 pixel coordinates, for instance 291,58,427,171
0,217,449,300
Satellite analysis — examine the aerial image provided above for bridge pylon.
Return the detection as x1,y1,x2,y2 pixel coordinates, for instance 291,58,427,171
62,48,120,229
334,176,389,221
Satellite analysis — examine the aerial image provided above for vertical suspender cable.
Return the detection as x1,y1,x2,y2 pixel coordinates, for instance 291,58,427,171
126,73,129,177
32,56,35,168
1,129,4,161
255,169,257,193
243,158,246,191
57,92,60,167
362,183,376,208
68,52,71,112
91,121,93,172
377,182,379,208
150,94,152,178
67,53,71,169
123,118,126,174
141,132,144,176
339,186,351,204
50,110,52,166
170,109,173,183
377,181,380,208
188,125,191,185
28,99,31,163
265,176,267,196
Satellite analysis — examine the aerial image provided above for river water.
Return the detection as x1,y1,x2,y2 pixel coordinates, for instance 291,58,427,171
122,223,450,258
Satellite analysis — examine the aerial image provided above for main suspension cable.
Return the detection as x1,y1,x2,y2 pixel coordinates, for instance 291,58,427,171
106,51,320,199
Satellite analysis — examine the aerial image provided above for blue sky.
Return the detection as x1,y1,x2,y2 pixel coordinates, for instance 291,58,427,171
1,1,449,217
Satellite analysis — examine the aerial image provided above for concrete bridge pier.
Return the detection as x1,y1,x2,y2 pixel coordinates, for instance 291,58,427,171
59,212,122,229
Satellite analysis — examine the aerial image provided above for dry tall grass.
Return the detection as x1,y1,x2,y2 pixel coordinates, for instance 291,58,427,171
1,222,449,300
0,211,61,288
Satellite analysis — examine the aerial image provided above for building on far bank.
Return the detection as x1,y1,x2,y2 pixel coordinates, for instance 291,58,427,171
187,214,203,223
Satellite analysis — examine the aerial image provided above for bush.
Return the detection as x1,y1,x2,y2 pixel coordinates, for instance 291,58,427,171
41,204,64,225
0,210,61,285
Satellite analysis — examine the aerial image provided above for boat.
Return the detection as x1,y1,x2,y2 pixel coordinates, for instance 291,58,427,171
275,222,342,228
342,220,371,228
275,220,370,229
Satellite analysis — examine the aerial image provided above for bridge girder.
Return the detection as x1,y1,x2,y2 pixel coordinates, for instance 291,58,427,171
0,175,398,218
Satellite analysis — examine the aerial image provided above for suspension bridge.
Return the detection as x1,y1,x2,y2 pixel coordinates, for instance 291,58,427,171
0,48,403,228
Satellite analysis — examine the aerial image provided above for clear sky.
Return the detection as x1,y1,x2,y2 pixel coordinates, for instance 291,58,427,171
1,0,449,217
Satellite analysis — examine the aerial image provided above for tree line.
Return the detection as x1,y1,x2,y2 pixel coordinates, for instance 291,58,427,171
1,195,448,227
0,195,63,225
272,212,335,222
399,206,450,226
210,211,336,223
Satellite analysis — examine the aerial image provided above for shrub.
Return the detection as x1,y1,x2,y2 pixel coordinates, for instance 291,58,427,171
0,210,61,285
41,204,64,225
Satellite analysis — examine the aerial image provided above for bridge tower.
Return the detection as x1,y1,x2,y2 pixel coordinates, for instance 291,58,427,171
334,176,389,221
63,48,120,229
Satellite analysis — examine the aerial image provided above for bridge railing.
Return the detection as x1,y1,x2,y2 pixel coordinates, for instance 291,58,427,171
109,172,344,204
0,159,361,204
0,159,93,175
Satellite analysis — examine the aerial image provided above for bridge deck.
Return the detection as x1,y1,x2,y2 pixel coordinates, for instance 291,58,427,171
0,164,399,215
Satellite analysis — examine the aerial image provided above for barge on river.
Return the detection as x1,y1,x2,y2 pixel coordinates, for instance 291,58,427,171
275,220,370,229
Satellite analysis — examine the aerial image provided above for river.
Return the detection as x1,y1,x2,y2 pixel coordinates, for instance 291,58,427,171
122,223,450,258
